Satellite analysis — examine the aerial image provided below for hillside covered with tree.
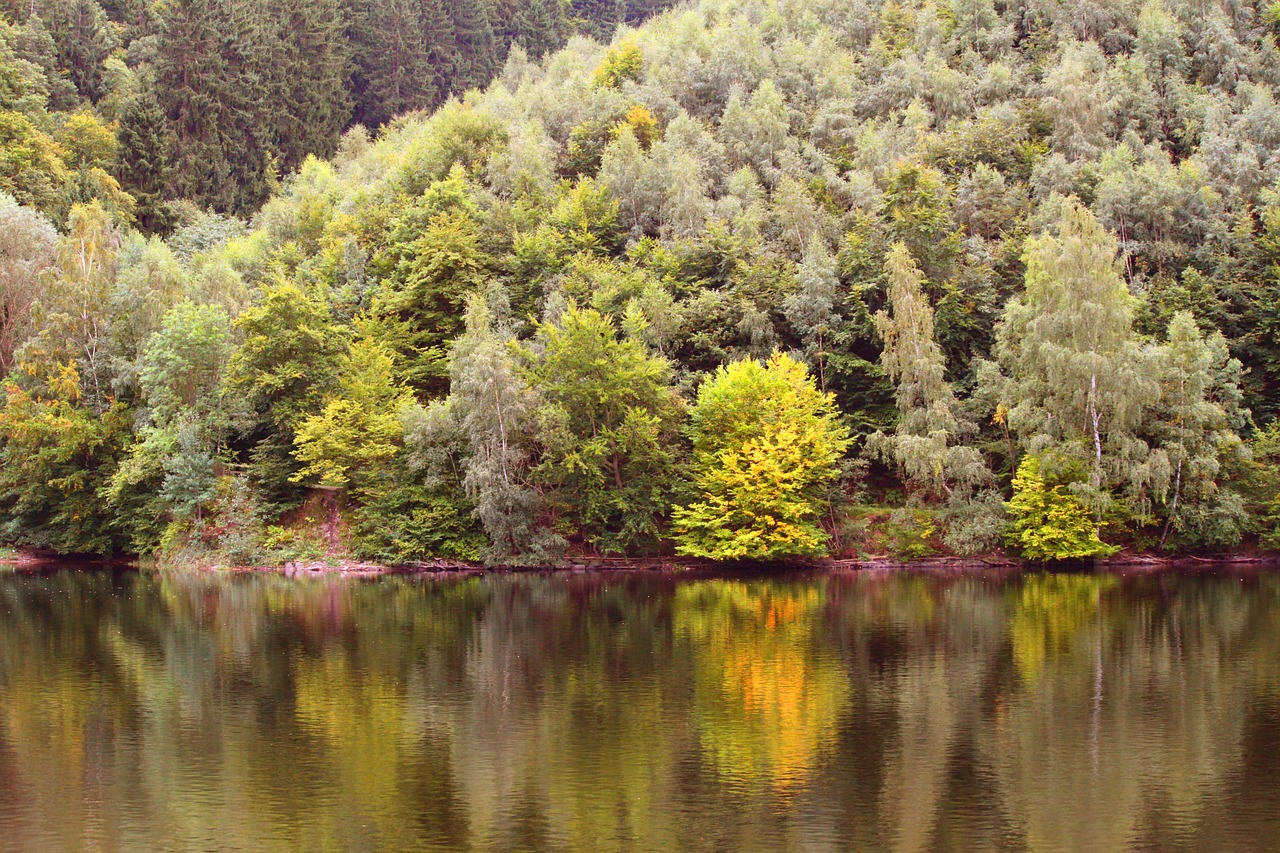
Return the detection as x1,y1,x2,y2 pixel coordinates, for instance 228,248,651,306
2,0,1280,565
0,0,675,226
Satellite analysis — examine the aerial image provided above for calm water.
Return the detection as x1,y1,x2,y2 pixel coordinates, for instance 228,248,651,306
2,566,1280,852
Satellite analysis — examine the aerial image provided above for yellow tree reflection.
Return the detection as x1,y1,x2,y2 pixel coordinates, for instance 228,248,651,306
675,580,849,792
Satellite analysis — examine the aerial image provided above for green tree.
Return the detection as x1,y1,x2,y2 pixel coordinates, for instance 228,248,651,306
225,281,348,504
0,108,68,217
0,193,56,374
524,303,683,553
115,86,176,232
868,243,989,499
154,0,271,213
672,352,851,560
0,362,130,554
266,0,353,173
369,200,489,394
292,338,411,490
592,39,642,89
227,282,348,433
1151,311,1248,548
138,301,232,428
434,292,558,563
985,200,1160,522
1005,454,1118,561
21,201,118,411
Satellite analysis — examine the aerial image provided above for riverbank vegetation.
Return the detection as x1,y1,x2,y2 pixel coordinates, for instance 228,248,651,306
2,0,1280,565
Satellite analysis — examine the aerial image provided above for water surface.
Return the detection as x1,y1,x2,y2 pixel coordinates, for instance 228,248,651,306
2,565,1279,852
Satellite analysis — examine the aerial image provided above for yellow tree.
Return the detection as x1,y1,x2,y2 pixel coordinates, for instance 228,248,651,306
672,352,851,560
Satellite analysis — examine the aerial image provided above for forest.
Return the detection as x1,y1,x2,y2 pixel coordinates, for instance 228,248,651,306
1,0,1280,565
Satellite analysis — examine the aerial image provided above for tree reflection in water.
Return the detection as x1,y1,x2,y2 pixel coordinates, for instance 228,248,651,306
1,566,1279,852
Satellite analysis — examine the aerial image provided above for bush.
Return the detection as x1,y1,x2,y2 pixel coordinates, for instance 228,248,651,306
941,489,1008,556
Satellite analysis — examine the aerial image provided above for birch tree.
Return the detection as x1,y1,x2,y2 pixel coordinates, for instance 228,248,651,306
988,200,1160,521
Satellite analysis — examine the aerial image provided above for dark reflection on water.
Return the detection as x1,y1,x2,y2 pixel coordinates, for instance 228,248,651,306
2,566,1280,852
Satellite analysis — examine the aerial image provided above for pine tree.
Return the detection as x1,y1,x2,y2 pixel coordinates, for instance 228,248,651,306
445,0,497,91
573,0,624,42
115,85,175,232
513,0,566,58
153,0,233,209
43,0,114,102
349,0,442,127
267,0,353,172
15,13,77,109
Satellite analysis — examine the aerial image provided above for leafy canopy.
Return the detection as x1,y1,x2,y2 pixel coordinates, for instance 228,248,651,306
673,352,851,561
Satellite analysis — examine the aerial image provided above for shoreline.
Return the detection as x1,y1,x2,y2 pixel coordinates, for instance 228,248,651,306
7,549,1280,576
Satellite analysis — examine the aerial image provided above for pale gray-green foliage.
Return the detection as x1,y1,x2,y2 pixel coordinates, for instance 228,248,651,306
1027,0,1140,49
485,118,557,200
0,193,56,374
941,488,1008,555
443,293,564,564
770,175,830,257
167,210,248,267
950,0,1003,56
1040,41,1116,161
598,127,662,236
111,234,189,399
1092,143,1222,276
138,301,233,428
1150,310,1249,546
784,237,839,387
159,417,219,520
869,243,990,498
719,79,792,185
987,200,1161,517
650,115,718,239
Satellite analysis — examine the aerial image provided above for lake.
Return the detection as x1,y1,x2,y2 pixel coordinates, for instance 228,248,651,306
1,565,1279,852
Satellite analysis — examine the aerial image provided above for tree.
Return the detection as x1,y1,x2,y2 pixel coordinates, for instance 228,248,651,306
292,338,410,489
369,201,489,394
0,193,56,375
673,352,851,560
224,281,348,504
226,281,348,433
0,362,131,554
14,12,78,110
440,292,558,563
1150,311,1248,548
445,0,498,91
523,303,683,553
41,0,115,102
1005,454,1118,561
868,243,989,499
115,86,176,232
0,108,68,217
154,0,272,213
138,301,232,427
592,39,642,89
266,0,353,172
985,200,1161,522
349,0,448,128
784,240,839,391
21,201,118,411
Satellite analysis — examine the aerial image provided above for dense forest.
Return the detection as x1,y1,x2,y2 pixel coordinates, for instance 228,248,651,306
2,0,1280,565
